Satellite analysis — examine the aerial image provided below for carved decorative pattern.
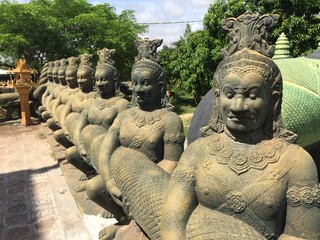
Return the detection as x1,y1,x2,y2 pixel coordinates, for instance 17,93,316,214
221,11,280,58
172,167,196,186
93,96,120,110
287,185,320,208
163,132,185,144
226,191,247,213
131,108,167,128
135,38,163,63
208,135,288,174
97,48,116,65
131,136,143,148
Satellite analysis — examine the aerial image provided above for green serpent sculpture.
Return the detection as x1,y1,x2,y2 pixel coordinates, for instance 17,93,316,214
275,55,320,148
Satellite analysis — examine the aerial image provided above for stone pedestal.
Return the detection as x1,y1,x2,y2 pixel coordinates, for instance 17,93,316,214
15,84,32,126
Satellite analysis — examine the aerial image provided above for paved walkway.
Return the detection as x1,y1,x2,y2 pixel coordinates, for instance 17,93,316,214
0,122,109,240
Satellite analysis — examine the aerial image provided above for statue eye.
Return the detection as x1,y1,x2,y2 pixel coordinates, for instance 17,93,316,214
226,92,233,99
250,93,257,100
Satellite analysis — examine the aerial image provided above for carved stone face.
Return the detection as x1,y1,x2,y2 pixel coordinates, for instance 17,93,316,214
58,68,67,85
77,68,93,91
95,68,115,97
132,68,160,110
65,68,78,88
219,71,269,133
52,68,59,84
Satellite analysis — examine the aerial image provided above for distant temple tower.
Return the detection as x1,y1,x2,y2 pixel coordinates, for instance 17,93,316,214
273,32,291,59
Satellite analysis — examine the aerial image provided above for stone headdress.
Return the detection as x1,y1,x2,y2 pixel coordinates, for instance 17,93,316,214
96,48,121,94
46,61,55,82
57,58,68,85
131,37,171,108
202,11,297,143
77,53,94,84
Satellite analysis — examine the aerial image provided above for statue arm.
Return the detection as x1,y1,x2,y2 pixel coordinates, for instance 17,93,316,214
72,110,89,155
161,150,198,239
51,97,62,121
159,113,185,174
60,101,72,135
98,116,121,197
282,148,320,239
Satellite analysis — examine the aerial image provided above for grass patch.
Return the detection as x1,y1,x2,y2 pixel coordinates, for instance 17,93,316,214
169,95,197,138
182,115,192,138
171,95,197,115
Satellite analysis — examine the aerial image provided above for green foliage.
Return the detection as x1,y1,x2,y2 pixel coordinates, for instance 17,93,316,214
204,0,320,57
0,0,147,78
159,0,319,104
159,26,219,104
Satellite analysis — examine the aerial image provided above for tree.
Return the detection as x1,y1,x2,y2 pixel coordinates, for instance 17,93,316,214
0,0,147,79
160,25,221,104
204,0,320,57
159,0,319,104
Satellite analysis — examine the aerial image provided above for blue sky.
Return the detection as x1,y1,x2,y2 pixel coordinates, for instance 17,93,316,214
17,0,213,47
88,0,213,46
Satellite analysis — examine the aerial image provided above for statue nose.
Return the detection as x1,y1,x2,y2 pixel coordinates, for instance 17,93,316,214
230,96,249,112
134,84,143,92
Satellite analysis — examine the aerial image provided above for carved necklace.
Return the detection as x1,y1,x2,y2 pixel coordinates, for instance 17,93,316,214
207,134,288,175
93,96,120,110
130,107,168,128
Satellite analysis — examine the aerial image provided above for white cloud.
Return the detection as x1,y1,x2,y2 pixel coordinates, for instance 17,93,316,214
14,0,211,47
163,0,188,18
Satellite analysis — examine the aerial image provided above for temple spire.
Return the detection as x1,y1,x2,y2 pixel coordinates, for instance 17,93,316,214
273,32,291,59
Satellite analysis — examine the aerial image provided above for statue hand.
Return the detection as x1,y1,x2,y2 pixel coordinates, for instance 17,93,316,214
106,178,122,200
79,146,87,157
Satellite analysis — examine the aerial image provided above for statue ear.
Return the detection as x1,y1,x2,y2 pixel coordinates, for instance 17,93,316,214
214,89,220,99
272,91,280,115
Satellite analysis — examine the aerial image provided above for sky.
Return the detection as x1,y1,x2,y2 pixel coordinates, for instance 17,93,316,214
89,0,213,46
17,0,213,47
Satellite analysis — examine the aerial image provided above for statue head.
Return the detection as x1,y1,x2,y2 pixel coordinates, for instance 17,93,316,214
77,53,94,92
131,38,167,110
58,58,67,86
46,61,55,82
65,57,79,89
95,48,120,98
52,60,60,84
202,11,297,143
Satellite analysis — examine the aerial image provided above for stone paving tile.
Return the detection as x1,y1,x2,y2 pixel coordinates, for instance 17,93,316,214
0,123,92,240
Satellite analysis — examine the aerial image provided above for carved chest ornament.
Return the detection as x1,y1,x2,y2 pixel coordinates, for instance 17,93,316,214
208,134,289,174
93,96,120,110
131,108,167,128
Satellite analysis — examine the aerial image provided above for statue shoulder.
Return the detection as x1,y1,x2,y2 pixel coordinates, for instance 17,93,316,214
164,111,183,126
287,144,318,186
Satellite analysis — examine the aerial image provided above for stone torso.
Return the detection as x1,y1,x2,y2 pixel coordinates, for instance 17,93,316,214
87,96,122,128
118,107,171,163
71,91,98,113
60,88,79,104
189,133,297,233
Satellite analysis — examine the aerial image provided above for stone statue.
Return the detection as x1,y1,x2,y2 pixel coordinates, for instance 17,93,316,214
95,38,184,239
65,48,129,183
62,53,99,178
41,60,60,120
39,61,54,118
188,37,320,157
104,12,320,240
53,56,80,148
80,48,129,168
47,58,68,131
33,62,49,103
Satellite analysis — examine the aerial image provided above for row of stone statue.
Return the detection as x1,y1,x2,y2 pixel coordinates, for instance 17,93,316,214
37,11,320,240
